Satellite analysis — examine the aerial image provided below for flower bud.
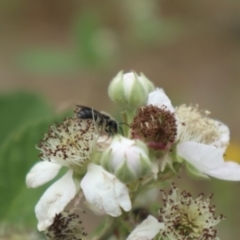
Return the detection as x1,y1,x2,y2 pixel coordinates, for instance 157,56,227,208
100,135,152,183
108,71,154,110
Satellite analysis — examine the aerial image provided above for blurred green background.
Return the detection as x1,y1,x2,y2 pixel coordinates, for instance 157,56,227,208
1,0,240,239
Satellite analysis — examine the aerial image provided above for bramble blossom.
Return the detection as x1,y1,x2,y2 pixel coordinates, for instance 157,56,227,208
25,70,240,240
26,117,131,231
147,88,240,181
158,184,224,240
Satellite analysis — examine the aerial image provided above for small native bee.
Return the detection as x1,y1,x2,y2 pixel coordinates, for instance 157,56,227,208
76,105,118,135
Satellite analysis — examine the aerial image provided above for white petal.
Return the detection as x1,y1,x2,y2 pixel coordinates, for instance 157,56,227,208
81,163,131,217
26,161,61,188
147,88,174,112
123,72,136,98
212,120,230,151
114,180,132,211
126,215,164,240
178,142,240,181
207,161,240,181
35,170,76,231
177,142,224,172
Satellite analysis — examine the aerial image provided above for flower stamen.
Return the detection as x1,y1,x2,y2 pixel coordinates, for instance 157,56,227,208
45,210,87,240
159,184,225,240
176,105,221,145
131,105,177,150
38,118,98,170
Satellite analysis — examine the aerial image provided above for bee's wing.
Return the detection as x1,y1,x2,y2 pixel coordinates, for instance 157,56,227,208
76,105,93,111
99,111,112,120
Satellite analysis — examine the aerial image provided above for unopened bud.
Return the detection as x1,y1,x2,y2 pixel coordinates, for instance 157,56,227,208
108,71,154,110
100,135,151,183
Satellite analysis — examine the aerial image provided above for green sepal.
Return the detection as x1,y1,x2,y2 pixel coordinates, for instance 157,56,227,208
100,149,112,172
139,154,152,177
185,162,210,180
115,160,137,183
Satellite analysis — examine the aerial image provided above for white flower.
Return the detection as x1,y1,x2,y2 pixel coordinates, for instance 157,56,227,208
176,104,229,150
45,209,87,240
35,170,76,231
108,71,154,110
26,118,131,231
101,135,152,182
130,104,177,151
158,184,224,240
126,215,164,240
37,117,98,170
147,88,240,181
80,163,131,217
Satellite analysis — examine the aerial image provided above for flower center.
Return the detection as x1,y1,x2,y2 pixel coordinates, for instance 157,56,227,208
45,210,87,240
38,118,98,170
176,105,220,145
159,184,224,240
130,105,177,150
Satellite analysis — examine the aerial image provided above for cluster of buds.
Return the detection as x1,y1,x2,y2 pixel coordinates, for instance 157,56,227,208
25,70,240,240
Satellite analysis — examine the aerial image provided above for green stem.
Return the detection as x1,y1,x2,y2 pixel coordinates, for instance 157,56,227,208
125,110,135,125
121,109,136,137
121,110,129,137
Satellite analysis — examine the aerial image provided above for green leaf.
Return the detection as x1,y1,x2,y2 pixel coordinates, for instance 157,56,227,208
0,111,68,227
74,11,101,66
0,92,53,146
18,49,76,75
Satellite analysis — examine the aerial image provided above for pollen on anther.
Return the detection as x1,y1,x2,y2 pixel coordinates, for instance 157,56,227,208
131,105,177,150
158,183,225,240
45,210,87,240
176,105,222,146
38,118,99,169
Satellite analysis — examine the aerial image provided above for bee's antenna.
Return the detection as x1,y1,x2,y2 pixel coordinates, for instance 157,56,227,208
118,122,130,128
118,126,124,135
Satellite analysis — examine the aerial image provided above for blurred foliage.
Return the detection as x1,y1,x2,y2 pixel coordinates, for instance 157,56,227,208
18,10,119,74
0,224,43,240
73,11,118,69
17,0,184,75
0,92,52,146
19,49,77,75
123,0,184,46
0,92,69,231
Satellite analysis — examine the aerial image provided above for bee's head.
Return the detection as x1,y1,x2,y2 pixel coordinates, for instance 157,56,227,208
106,120,118,135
